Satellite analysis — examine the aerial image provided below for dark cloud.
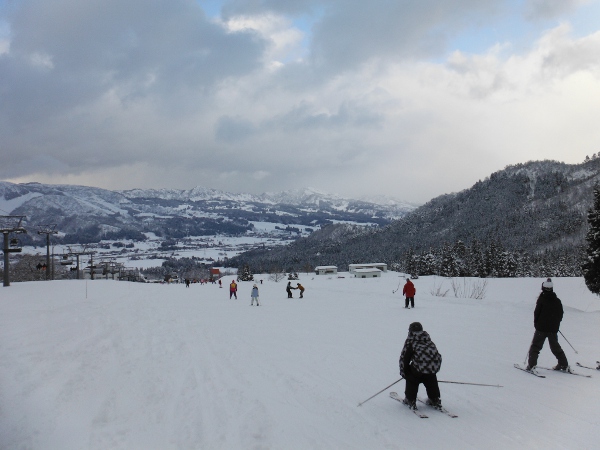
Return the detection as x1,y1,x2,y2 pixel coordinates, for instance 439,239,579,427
1,0,265,120
0,0,266,177
222,0,319,17
524,0,586,20
223,0,502,74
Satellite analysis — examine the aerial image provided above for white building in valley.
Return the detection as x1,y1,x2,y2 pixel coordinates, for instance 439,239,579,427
314,265,338,275
348,263,387,273
353,268,382,278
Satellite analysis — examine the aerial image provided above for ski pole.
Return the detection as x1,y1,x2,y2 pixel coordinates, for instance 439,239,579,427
524,333,536,365
438,380,503,387
559,330,578,354
392,278,403,294
357,378,403,407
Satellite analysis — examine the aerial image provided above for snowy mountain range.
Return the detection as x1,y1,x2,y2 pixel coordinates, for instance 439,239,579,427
230,158,600,273
0,182,416,244
121,186,417,211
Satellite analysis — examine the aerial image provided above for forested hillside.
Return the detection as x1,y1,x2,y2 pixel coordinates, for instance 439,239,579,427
229,158,600,277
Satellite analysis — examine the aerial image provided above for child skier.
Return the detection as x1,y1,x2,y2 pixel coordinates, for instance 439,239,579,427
251,284,260,306
399,322,443,410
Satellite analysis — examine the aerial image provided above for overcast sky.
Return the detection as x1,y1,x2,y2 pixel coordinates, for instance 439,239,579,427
1,0,600,203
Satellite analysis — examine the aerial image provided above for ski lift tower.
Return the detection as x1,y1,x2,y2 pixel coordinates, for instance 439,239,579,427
1,215,27,287
66,245,94,280
37,224,58,281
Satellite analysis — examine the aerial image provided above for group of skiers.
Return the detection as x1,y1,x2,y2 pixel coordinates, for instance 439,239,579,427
225,279,306,305
286,281,305,298
397,277,573,413
192,270,576,413
199,271,573,413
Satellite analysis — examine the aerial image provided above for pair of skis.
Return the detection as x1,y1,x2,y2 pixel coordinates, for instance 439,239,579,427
576,362,600,371
514,363,591,378
389,392,458,418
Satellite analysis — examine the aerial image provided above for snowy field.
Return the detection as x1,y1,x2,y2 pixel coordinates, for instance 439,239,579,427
16,227,300,272
1,274,599,449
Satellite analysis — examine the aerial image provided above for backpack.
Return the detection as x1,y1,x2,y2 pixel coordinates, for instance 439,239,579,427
410,337,442,374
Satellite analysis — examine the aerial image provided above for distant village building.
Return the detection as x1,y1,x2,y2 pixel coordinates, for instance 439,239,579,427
314,265,338,275
348,263,387,273
210,268,221,279
353,268,382,278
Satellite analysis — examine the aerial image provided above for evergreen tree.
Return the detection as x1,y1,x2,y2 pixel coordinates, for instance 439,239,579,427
439,243,455,277
453,240,468,276
469,239,486,277
498,250,517,277
239,264,254,281
420,250,438,275
583,186,600,294
485,241,499,277
517,252,532,277
405,248,417,276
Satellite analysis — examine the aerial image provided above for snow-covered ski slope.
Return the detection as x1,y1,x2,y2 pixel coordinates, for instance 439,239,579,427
1,275,599,449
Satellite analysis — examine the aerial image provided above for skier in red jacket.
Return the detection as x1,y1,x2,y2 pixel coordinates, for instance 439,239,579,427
403,278,416,309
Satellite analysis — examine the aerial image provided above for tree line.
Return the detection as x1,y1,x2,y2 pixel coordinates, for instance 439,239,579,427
399,240,584,278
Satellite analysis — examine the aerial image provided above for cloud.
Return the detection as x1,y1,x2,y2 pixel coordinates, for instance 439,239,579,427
538,24,600,75
1,0,600,203
524,0,592,20
215,115,258,142
222,0,504,74
0,0,266,124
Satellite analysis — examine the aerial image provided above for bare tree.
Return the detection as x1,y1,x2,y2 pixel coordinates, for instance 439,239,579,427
450,277,488,300
10,254,72,282
429,277,449,297
268,266,286,282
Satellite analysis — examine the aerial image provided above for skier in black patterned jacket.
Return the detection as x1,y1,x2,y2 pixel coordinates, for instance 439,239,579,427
399,322,442,410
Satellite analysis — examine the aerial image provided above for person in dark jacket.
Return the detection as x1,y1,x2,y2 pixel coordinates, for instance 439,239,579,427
526,278,569,371
286,281,295,298
399,322,442,410
403,278,416,308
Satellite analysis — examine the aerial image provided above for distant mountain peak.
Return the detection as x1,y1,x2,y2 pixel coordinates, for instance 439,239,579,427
0,181,415,242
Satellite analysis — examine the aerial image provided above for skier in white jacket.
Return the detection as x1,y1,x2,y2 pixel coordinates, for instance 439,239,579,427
251,284,260,306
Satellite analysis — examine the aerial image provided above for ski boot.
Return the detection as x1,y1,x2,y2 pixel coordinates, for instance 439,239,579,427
426,397,442,410
402,398,417,410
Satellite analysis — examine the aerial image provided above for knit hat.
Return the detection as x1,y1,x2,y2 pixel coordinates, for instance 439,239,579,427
409,322,423,332
542,278,553,291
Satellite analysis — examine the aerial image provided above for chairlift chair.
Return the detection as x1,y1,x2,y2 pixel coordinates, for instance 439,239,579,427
7,237,22,253
60,254,74,265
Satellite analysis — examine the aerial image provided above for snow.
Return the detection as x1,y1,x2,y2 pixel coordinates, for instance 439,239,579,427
0,191,42,213
1,274,599,449
16,232,296,273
